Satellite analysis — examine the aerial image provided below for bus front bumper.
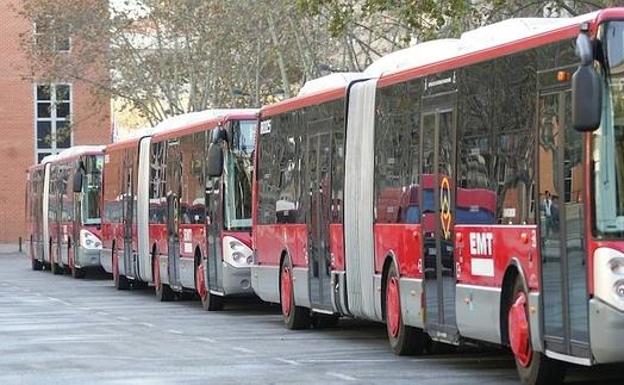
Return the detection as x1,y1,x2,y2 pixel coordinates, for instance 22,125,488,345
75,246,102,269
222,264,253,296
589,298,624,364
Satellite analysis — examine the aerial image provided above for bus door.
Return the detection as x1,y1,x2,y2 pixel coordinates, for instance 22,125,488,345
72,160,83,265
421,95,458,341
205,165,223,293
122,150,134,278
306,130,333,311
166,141,182,289
52,168,63,265
538,87,589,359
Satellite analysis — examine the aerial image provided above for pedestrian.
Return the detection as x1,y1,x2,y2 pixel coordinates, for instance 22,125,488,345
542,190,553,237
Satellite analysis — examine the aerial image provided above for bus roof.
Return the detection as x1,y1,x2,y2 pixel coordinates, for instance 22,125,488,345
37,145,104,166
376,10,602,87
297,73,366,97
106,109,258,151
261,9,611,117
261,73,367,118
151,109,259,142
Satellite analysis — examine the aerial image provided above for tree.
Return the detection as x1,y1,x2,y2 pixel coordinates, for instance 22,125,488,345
298,0,616,43
20,0,411,129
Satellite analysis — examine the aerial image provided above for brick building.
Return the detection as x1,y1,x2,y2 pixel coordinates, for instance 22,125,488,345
0,0,110,243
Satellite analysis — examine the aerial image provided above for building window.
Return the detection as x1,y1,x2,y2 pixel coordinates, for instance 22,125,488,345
34,20,71,52
35,84,72,162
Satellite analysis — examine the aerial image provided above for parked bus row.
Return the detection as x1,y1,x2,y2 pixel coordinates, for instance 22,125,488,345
26,8,624,385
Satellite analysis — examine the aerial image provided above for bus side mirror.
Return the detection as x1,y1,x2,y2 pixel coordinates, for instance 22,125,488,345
73,171,83,193
211,126,227,144
572,31,602,132
206,143,223,178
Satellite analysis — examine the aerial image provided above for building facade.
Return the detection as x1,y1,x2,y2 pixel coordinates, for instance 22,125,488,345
0,0,110,243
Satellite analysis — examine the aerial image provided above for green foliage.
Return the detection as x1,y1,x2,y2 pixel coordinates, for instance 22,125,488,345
298,0,613,42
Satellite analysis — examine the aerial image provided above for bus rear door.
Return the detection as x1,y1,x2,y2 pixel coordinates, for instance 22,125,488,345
421,91,459,343
306,129,333,311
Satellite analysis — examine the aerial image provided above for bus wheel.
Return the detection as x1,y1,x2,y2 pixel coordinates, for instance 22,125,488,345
70,252,85,279
311,313,339,329
51,258,63,275
113,251,130,290
31,257,43,271
196,261,223,311
509,277,565,385
280,258,310,330
71,265,85,279
153,256,173,301
385,263,425,355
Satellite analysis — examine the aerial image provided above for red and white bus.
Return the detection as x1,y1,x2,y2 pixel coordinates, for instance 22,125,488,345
101,110,258,310
26,146,105,278
251,8,624,385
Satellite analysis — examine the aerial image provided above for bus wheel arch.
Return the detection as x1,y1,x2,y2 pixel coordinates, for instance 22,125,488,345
67,236,71,262
153,247,173,301
112,241,130,290
501,264,520,346
198,246,223,311
150,244,157,281
380,252,399,321
194,246,208,302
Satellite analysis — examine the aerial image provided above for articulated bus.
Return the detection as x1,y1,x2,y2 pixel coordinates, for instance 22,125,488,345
251,9,624,385
101,110,258,310
26,146,105,278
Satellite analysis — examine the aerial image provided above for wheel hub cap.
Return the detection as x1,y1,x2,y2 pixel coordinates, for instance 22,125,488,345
196,264,207,299
281,266,292,317
509,292,532,367
386,276,401,338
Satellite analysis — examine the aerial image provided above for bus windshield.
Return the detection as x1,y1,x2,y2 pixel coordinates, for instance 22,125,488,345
224,120,256,230
82,154,103,225
594,21,624,237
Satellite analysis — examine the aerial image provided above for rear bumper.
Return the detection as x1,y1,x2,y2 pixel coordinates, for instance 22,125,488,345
589,298,624,364
75,246,101,268
222,263,253,296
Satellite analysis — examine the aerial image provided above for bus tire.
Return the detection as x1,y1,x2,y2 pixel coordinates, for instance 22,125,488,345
113,251,130,290
71,265,85,279
311,313,339,329
201,290,224,311
153,255,173,301
196,260,223,311
509,276,565,385
51,260,63,275
70,250,85,279
31,257,43,271
280,257,310,330
385,263,426,355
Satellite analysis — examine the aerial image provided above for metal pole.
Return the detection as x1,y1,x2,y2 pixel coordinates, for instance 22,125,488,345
18,237,22,253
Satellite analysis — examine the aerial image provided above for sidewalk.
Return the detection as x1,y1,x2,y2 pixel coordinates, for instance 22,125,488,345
0,244,24,255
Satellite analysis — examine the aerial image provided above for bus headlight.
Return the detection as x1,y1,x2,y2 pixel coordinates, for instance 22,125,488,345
615,280,624,301
80,229,102,250
222,236,252,268
594,248,624,310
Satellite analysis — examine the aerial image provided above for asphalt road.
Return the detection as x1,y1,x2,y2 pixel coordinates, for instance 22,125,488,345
0,252,622,385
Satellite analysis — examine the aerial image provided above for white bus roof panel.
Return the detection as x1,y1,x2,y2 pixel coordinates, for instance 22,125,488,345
297,73,368,97
364,39,461,77
365,11,599,78
40,145,105,164
119,108,259,141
